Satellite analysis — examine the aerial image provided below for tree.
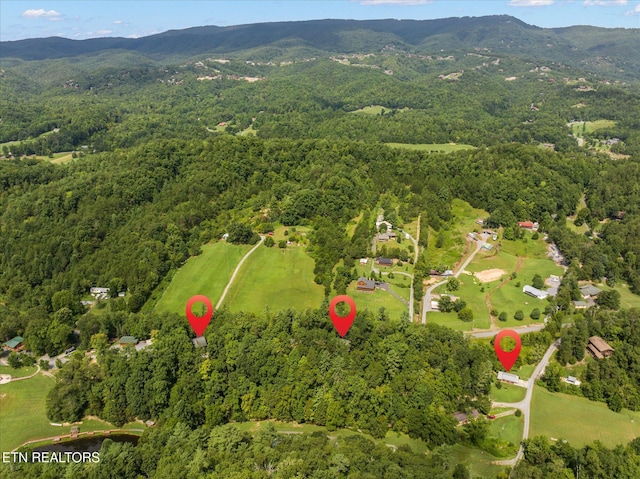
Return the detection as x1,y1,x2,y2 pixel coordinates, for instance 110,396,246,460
596,290,620,310
227,222,257,244
532,274,544,290
499,312,508,322
278,240,287,249
514,310,524,320
264,236,275,247
438,295,454,313
7,352,22,369
458,308,474,322
530,308,541,320
447,278,460,291
453,299,467,312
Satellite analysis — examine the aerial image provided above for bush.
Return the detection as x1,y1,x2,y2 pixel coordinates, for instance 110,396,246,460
515,409,522,417
499,312,508,322
514,310,524,320
530,308,541,320
458,308,474,322
490,308,499,317
264,236,275,247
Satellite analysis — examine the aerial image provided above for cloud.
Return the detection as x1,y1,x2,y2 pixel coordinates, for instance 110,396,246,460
21,9,62,20
584,0,627,5
113,20,123,25
357,0,433,5
624,3,640,14
96,29,112,35
508,0,554,6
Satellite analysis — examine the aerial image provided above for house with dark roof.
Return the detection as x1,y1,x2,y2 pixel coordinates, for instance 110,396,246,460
453,409,480,425
587,336,614,359
376,257,393,266
580,285,602,298
356,277,376,292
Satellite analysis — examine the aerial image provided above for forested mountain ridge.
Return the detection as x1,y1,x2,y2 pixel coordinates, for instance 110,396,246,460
1,15,638,80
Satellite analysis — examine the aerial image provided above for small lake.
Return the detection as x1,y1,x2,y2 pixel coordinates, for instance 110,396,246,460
33,434,139,453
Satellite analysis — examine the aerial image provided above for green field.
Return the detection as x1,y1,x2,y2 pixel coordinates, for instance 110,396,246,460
488,414,524,450
570,119,616,135
597,282,640,309
385,142,477,153
350,105,387,115
449,444,505,478
155,241,252,315
348,283,408,321
530,386,640,448
490,383,527,403
224,246,324,314
0,365,38,378
0,373,145,451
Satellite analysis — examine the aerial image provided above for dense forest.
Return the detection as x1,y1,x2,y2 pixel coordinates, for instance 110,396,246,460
1,15,639,479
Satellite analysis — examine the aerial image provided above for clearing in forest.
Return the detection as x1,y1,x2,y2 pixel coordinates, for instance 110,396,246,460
155,241,252,315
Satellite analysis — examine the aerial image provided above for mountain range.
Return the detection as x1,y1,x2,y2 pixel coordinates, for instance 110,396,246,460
1,15,638,80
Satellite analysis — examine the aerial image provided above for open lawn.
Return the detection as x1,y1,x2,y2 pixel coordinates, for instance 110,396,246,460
385,142,476,153
155,241,252,315
570,119,616,135
0,365,38,378
499,234,549,259
490,382,527,403
597,282,640,309
488,414,524,450
0,373,145,451
449,444,505,478
224,246,324,314
348,283,408,321
434,277,491,329
350,105,387,115
530,386,640,448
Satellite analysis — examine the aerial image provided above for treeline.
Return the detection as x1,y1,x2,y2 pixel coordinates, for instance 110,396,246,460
46,308,494,446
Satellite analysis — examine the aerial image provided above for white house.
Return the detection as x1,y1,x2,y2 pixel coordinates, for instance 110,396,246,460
523,285,548,299
497,371,520,384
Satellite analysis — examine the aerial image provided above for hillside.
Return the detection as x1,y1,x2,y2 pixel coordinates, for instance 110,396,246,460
1,16,638,81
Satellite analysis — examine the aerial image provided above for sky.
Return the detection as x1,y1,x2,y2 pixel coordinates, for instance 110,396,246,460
1,0,639,42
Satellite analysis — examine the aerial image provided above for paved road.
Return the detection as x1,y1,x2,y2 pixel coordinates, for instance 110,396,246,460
467,324,546,338
421,233,488,324
216,235,264,310
492,339,561,466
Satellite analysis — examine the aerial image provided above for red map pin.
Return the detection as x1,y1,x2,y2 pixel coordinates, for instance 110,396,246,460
329,295,357,338
494,329,522,371
185,295,213,337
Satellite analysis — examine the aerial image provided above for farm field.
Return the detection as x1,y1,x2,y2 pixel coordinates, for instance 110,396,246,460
155,241,252,315
530,386,640,448
385,142,476,153
224,246,324,314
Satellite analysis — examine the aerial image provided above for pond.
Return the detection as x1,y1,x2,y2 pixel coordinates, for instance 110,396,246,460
33,434,139,453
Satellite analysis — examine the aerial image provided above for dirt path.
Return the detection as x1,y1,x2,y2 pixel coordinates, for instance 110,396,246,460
216,236,264,310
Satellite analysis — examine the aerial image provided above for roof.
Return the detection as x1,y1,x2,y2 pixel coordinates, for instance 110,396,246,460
589,336,614,353
119,336,137,344
580,285,602,297
443,270,454,276
573,301,589,308
523,285,548,299
357,277,376,290
192,336,208,348
378,233,389,241
377,257,393,265
518,221,534,228
4,336,23,348
497,371,520,382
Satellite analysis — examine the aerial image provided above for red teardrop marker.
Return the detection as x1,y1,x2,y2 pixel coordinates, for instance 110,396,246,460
186,295,213,337
329,295,357,337
494,329,521,371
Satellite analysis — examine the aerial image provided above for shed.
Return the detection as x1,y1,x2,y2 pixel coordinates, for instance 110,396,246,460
192,336,208,348
523,285,548,299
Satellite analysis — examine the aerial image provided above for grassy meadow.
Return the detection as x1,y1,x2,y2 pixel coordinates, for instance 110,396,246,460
530,386,640,448
385,142,476,153
155,241,252,315
223,245,324,314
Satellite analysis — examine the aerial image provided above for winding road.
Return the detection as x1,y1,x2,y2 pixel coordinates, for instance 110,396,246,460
492,339,561,466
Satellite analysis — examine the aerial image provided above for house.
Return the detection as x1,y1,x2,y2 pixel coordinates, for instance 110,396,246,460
3,336,24,352
523,285,549,299
359,258,368,265
388,231,397,239
376,257,393,267
482,243,493,251
90,287,109,295
429,269,441,276
580,285,602,298
564,376,582,386
192,336,208,348
356,277,376,292
430,300,440,310
587,336,614,359
378,233,389,242
376,220,393,231
497,371,520,384
119,336,138,347
453,409,479,425
573,300,589,310
442,270,454,277
518,221,539,230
